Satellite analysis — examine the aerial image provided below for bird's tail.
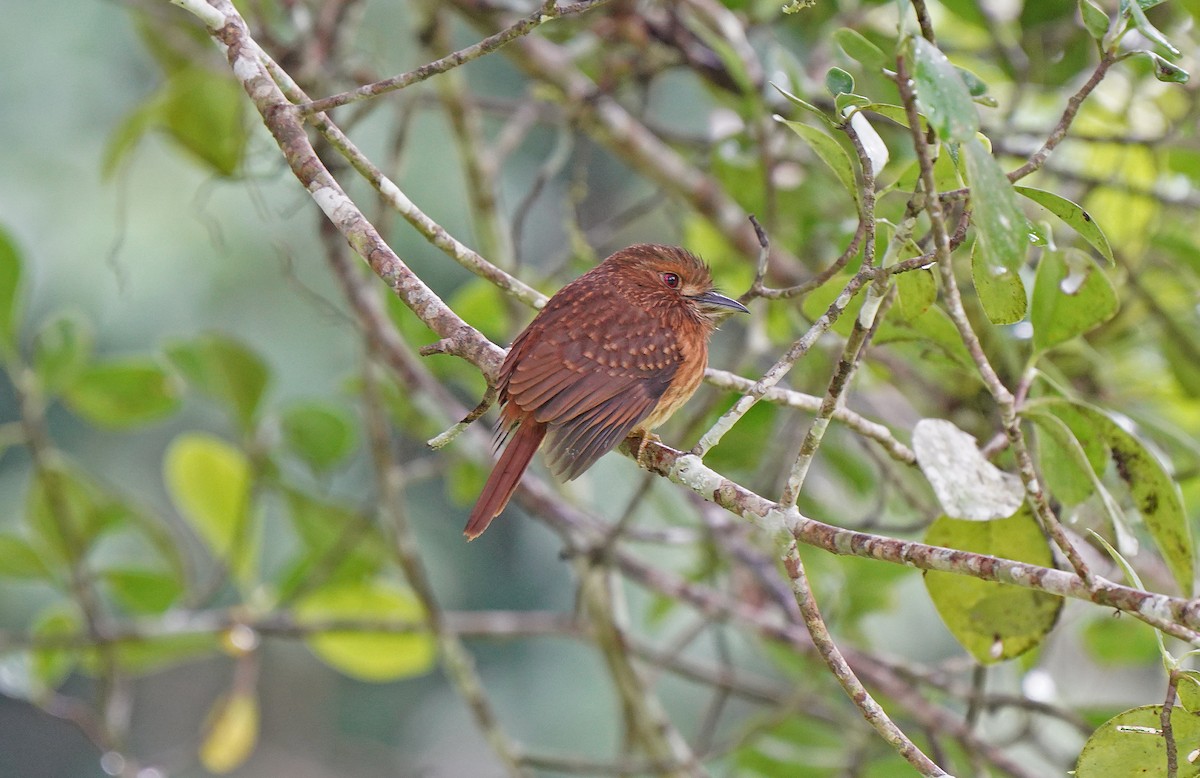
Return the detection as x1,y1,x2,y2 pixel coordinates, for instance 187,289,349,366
464,420,546,540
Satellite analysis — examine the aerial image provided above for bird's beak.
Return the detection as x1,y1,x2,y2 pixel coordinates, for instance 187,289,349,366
689,290,750,314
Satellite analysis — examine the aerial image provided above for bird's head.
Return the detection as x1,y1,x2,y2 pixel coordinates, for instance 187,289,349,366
606,244,749,323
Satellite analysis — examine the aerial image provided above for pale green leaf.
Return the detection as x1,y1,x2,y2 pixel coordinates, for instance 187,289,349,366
913,418,1024,521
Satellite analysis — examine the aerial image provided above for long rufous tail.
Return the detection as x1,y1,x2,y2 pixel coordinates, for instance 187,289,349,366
464,420,546,540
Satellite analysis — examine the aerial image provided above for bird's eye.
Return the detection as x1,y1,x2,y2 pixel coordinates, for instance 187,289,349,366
661,272,680,289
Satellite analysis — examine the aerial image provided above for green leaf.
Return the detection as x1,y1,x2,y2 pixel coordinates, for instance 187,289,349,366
825,67,854,97
775,118,859,206
771,83,838,130
166,333,269,432
909,36,979,142
1038,400,1193,596
1079,0,1111,40
1081,615,1160,665
101,96,164,179
0,225,24,360
1122,0,1181,58
162,66,247,177
63,359,180,429
1076,705,1200,777
874,305,977,372
0,534,50,579
110,633,218,674
924,509,1063,663
859,103,928,133
954,66,989,98
448,278,511,343
895,269,937,321
1095,412,1194,596
1145,51,1190,84
834,92,870,116
1028,407,1103,506
833,28,887,71
27,467,116,563
200,691,259,774
971,240,1027,325
294,580,437,682
965,138,1030,324
31,605,80,691
103,568,184,614
912,418,1024,521
1015,186,1115,265
1030,249,1118,352
164,433,257,582
277,492,383,598
281,402,358,472
32,314,94,395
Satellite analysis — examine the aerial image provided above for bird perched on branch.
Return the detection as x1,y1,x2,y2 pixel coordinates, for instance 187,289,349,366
465,244,749,539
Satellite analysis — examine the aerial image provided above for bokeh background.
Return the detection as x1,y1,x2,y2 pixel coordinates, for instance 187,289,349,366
2,0,1199,776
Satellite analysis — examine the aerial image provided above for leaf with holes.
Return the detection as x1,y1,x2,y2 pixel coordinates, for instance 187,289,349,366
1031,249,1118,352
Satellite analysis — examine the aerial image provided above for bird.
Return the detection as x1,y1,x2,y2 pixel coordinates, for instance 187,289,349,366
464,244,749,540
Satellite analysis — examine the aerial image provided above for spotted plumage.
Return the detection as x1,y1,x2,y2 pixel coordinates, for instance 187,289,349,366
465,244,748,539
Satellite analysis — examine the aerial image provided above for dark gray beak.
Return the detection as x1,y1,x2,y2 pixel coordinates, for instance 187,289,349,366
690,290,750,314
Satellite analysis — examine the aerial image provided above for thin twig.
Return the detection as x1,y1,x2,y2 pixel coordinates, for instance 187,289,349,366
297,0,615,116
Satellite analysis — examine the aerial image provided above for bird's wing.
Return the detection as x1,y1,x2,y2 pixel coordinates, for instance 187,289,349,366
501,287,683,481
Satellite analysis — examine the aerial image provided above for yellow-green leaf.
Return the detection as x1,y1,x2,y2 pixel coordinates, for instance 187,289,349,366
295,580,436,682
924,508,1063,663
200,691,259,774
164,433,256,581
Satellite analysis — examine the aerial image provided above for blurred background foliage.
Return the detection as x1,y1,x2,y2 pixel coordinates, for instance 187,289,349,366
1,0,1200,776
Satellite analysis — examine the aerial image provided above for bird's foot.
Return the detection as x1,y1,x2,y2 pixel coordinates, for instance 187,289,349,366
633,430,663,468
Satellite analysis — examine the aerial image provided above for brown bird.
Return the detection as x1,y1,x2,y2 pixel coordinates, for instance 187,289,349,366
465,244,749,539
